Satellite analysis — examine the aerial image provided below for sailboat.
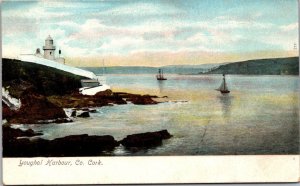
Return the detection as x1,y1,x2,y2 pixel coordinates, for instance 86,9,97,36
156,69,167,80
216,74,230,94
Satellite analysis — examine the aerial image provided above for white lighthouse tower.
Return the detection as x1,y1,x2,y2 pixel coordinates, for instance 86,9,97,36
43,35,56,60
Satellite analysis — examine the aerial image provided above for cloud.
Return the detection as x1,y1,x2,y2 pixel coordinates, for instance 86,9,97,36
3,2,71,20
260,32,298,50
280,22,298,32
93,2,182,17
55,21,81,29
186,33,209,43
61,14,276,54
2,44,23,58
2,1,298,65
2,1,73,38
103,3,162,16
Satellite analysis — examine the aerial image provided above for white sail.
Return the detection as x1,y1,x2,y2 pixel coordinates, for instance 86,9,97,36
216,77,229,91
157,69,164,79
216,81,225,91
223,82,229,91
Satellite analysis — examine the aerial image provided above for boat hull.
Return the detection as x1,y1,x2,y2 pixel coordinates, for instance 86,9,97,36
157,78,167,80
220,90,230,94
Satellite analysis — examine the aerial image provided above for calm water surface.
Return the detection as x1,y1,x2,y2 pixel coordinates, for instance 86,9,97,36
16,74,299,155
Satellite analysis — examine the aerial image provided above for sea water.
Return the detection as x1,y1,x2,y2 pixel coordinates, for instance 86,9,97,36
18,74,299,155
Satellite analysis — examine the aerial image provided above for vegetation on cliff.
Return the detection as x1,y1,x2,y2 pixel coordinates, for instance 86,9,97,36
202,57,299,75
3,58,84,98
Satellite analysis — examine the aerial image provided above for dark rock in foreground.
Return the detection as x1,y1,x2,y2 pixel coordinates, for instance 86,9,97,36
71,108,97,117
3,129,119,157
77,111,90,118
3,125,173,157
120,130,172,148
2,125,42,139
47,134,119,156
71,110,77,117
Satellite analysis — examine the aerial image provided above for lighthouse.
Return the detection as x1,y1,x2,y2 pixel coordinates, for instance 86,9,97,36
36,35,65,64
43,35,56,60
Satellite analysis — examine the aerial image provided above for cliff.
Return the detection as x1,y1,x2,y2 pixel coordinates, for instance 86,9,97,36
2,58,84,98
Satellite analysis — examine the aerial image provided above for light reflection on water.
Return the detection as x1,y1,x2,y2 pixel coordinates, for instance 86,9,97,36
218,94,232,118
19,74,299,155
157,80,166,93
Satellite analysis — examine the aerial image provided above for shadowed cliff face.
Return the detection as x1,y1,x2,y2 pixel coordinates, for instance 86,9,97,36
2,58,84,98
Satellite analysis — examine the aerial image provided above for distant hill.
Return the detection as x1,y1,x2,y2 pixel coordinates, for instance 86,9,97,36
82,66,157,75
81,64,219,75
161,66,206,74
163,63,227,69
202,57,299,75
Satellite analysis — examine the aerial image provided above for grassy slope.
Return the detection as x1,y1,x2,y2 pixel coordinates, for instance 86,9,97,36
203,57,299,75
2,58,85,98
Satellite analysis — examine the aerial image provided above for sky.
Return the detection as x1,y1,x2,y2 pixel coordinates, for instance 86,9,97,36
2,0,299,67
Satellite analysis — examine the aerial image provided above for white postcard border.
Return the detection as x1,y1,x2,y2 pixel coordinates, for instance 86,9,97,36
3,155,299,185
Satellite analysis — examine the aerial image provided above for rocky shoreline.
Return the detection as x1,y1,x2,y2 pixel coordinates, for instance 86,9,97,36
2,58,172,157
3,87,161,124
3,125,172,157
2,88,172,157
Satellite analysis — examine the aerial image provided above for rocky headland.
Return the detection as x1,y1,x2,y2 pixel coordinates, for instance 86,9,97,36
3,58,160,124
2,58,171,157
